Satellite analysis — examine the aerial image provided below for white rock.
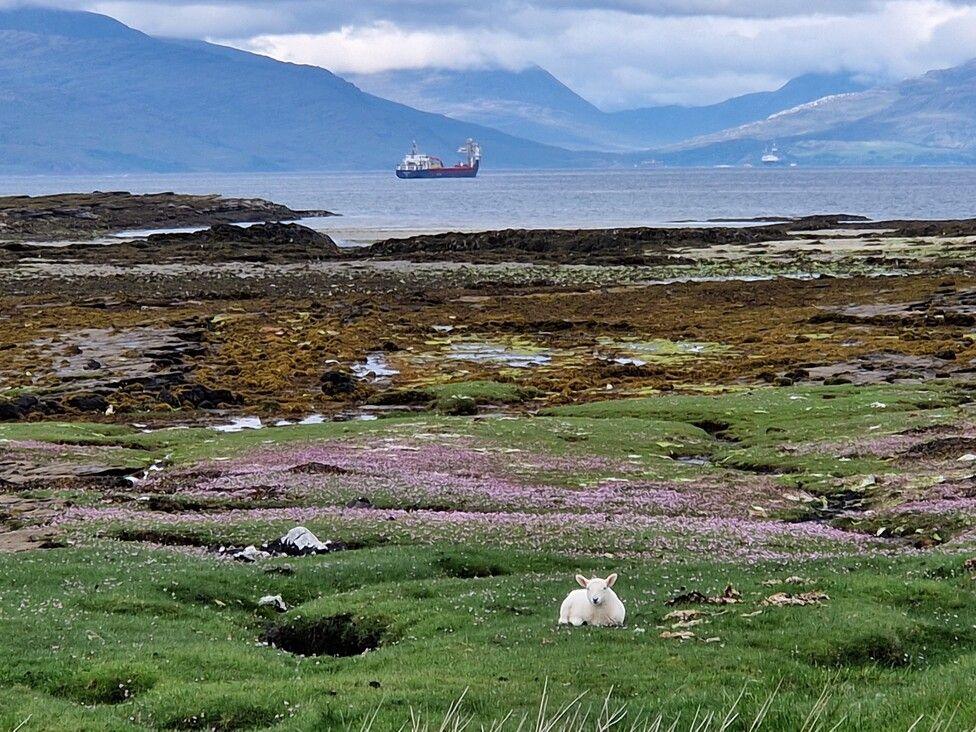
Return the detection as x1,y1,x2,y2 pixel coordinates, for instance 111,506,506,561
234,545,270,562
258,594,288,612
279,526,330,553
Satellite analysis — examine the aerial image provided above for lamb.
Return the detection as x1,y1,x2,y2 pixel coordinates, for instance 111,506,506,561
558,573,626,627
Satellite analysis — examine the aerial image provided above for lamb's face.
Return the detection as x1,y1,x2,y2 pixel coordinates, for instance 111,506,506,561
585,578,610,606
575,573,618,607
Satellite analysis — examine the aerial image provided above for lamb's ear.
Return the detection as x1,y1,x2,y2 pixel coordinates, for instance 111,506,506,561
575,574,588,587
606,573,618,587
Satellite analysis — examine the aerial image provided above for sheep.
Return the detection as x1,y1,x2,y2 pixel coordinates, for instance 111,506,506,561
558,573,625,627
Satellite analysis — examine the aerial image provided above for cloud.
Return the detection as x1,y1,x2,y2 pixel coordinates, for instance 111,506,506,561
87,1,288,36
242,21,530,75
15,0,976,106
217,0,976,107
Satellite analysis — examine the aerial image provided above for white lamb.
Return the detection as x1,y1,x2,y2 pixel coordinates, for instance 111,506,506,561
558,573,626,627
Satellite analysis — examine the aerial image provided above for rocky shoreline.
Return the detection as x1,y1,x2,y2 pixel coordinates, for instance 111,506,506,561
0,191,334,240
4,192,976,425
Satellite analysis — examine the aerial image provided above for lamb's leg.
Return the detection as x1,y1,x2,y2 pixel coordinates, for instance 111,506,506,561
570,616,585,626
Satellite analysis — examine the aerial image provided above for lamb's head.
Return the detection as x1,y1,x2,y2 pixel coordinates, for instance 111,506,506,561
575,573,618,606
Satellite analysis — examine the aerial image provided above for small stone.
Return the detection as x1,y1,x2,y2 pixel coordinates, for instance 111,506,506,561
232,545,270,563
258,595,288,613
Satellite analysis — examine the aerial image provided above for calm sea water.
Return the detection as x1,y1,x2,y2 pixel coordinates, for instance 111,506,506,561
1,168,975,244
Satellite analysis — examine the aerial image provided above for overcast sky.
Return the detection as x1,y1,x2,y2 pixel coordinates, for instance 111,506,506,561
25,0,976,108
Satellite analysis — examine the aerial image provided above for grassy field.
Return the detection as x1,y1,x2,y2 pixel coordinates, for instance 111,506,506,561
4,382,976,730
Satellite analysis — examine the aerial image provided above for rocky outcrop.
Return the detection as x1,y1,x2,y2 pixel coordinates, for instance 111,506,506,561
0,191,334,240
359,215,872,265
144,222,342,261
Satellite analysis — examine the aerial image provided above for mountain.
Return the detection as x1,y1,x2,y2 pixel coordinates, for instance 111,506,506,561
346,66,613,150
609,72,870,148
657,61,976,165
0,8,604,173
348,67,869,151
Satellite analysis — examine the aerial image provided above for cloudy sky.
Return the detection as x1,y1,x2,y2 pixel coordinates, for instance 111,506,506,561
26,0,976,108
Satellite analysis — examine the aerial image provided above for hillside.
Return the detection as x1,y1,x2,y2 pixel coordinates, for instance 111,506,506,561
0,8,601,172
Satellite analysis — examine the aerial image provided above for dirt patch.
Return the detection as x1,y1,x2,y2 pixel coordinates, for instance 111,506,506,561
111,527,211,547
263,613,392,657
902,436,976,459
435,551,510,578
287,462,351,476
691,420,739,442
0,494,65,552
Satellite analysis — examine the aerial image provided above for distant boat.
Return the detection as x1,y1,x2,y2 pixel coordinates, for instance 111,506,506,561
396,139,481,179
762,144,783,165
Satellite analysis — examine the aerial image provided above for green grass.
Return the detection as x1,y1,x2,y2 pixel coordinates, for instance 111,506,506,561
2,546,976,730
547,383,965,446
7,382,976,728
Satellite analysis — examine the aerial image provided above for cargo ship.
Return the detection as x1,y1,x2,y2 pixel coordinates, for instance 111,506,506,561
396,139,480,179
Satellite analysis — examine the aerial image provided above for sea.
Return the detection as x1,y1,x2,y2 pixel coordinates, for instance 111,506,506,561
1,167,975,245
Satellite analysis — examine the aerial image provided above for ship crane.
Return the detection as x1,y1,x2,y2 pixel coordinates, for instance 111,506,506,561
457,139,481,167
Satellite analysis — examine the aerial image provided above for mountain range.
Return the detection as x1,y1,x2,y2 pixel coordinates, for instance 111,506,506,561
348,67,869,152
658,60,976,165
2,7,976,171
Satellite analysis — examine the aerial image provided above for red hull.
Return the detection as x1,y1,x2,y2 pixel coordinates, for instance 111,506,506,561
396,160,479,179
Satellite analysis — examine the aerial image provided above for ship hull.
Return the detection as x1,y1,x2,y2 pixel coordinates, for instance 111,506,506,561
396,161,479,179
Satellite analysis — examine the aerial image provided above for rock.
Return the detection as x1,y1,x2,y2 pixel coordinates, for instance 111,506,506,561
220,527,344,562
84,359,103,370
784,368,810,380
231,545,270,563
367,388,432,406
178,384,240,408
0,394,42,420
258,594,288,613
65,393,109,413
148,222,341,256
772,376,794,387
320,370,357,396
0,191,333,240
823,376,853,386
265,526,341,556
935,349,957,361
345,496,373,509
